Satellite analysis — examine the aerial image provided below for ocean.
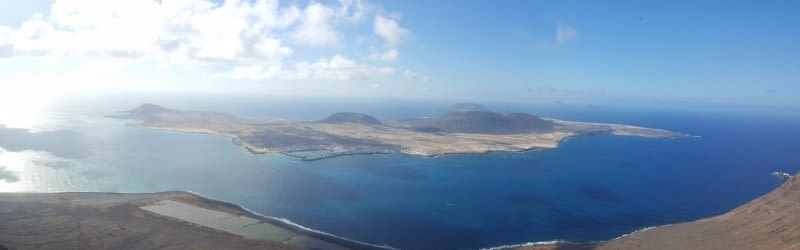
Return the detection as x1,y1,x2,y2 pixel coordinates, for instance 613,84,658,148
1,94,798,250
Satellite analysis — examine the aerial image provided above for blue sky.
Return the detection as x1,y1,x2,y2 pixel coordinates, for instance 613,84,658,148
0,0,798,109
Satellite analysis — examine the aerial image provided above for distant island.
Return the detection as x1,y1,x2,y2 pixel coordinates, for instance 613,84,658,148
108,103,688,160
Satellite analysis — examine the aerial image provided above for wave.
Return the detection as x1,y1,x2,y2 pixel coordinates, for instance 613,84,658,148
610,225,665,240
480,224,670,250
479,240,572,250
772,171,792,180
270,217,399,250
179,190,398,250
178,190,678,250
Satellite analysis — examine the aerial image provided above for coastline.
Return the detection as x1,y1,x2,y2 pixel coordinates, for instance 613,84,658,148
4,173,796,250
168,190,396,250
478,224,667,250
109,104,690,163
130,122,561,160
128,122,687,161
487,173,800,250
0,190,393,250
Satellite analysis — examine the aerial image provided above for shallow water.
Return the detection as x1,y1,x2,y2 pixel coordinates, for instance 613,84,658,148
1,95,798,249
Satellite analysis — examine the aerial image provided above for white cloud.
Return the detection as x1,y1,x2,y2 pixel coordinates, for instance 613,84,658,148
291,3,338,47
0,0,409,82
370,15,410,64
336,0,372,23
403,70,429,82
0,26,14,57
556,23,578,44
368,48,398,61
374,15,410,46
301,54,396,80
3,0,300,63
223,54,396,81
291,0,376,47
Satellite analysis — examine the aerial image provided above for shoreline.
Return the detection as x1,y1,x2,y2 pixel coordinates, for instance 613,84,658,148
4,172,796,250
131,122,562,160
0,190,394,250
477,224,668,250
486,173,800,250
166,190,396,250
109,104,691,163
0,188,669,250
128,122,688,162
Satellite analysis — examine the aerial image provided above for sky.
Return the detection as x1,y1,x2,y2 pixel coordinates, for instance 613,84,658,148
0,0,798,109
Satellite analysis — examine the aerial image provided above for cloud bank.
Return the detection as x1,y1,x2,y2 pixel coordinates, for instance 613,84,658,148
0,0,421,82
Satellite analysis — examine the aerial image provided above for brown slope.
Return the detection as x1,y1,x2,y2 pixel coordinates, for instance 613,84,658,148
597,173,800,250
0,192,376,250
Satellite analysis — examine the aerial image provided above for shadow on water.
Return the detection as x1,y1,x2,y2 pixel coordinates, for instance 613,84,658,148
0,166,20,183
262,168,360,205
577,186,624,204
506,194,558,209
354,208,483,250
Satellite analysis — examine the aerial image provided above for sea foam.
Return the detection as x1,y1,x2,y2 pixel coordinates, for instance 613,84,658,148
479,224,669,250
479,240,571,250
180,190,398,250
610,225,664,240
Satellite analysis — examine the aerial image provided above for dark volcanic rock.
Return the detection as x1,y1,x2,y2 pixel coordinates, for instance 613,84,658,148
411,111,555,134
319,112,383,125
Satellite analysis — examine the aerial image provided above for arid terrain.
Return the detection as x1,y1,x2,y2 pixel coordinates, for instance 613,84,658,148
109,104,687,160
0,191,383,250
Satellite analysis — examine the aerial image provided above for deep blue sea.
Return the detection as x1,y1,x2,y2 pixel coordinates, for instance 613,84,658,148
1,94,799,250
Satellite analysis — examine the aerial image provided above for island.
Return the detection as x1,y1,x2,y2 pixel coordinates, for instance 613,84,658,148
108,103,688,160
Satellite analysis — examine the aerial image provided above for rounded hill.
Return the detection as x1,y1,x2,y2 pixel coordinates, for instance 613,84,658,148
319,112,383,125
450,103,489,112
411,111,554,134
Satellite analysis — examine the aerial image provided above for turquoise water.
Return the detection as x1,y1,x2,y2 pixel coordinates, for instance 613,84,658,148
1,96,799,249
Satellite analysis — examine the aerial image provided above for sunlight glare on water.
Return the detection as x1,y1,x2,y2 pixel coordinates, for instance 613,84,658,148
0,86,55,130
0,149,34,192
0,149,99,193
